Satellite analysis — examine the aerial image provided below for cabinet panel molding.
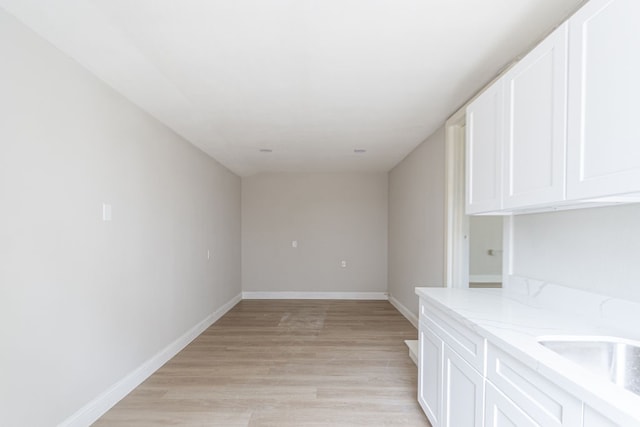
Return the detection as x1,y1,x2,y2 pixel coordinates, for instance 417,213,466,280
567,0,640,200
466,80,504,214
503,22,568,209
443,346,484,427
418,322,443,427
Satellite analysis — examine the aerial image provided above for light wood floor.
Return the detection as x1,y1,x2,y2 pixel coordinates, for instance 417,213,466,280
95,300,430,426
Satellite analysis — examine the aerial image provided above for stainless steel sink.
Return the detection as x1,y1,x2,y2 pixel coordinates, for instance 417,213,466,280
538,337,640,396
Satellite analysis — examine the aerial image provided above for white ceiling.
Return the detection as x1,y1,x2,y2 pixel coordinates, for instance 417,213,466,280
1,0,584,176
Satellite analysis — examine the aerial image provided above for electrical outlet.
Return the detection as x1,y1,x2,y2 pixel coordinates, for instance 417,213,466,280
292,240,298,248
341,260,347,268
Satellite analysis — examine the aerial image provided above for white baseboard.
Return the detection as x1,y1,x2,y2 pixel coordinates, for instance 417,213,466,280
241,291,388,300
388,295,418,329
469,274,502,283
58,293,242,427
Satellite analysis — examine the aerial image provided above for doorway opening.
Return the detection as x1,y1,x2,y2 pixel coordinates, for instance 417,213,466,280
444,108,503,289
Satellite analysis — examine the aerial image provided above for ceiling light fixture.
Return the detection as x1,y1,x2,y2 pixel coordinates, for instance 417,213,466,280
259,148,273,153
354,149,366,154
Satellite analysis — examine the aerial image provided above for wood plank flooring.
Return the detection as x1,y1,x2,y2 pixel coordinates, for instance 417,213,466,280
95,300,431,426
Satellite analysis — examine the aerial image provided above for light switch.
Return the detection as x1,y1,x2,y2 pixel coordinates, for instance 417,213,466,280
292,240,298,248
102,203,112,221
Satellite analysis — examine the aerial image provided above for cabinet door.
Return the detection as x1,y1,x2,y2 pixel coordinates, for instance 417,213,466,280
442,346,484,427
567,0,640,200
485,381,538,427
418,323,443,427
466,80,504,214
503,23,568,209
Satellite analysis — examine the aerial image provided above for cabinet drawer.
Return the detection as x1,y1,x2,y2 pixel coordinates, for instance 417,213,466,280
583,405,619,427
420,299,486,374
487,344,581,426
485,381,537,427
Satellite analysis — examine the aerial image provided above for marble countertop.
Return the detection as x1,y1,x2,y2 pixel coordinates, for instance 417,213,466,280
415,277,640,424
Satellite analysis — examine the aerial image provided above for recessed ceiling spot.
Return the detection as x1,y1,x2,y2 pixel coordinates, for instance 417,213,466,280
354,149,367,154
259,149,273,153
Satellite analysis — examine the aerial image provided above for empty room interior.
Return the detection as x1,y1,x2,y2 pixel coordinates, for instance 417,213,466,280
3,0,640,426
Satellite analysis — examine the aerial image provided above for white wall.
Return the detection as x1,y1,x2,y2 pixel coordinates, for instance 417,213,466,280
241,172,388,294
469,216,503,280
512,204,640,302
388,127,446,317
0,10,241,426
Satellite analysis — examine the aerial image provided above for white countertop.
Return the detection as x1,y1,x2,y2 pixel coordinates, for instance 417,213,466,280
415,277,640,424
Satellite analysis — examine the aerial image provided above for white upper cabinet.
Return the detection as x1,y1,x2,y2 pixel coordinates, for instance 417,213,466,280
502,23,568,209
466,80,504,214
466,0,640,214
566,0,640,200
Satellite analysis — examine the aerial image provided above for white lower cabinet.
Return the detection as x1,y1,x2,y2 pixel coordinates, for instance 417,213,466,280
443,345,484,427
485,381,537,427
418,300,486,427
418,297,617,427
418,323,443,426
